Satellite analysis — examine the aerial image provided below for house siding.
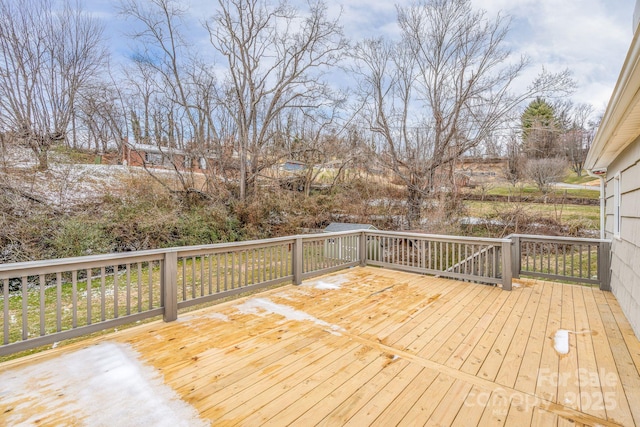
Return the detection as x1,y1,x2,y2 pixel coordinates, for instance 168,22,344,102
605,136,640,337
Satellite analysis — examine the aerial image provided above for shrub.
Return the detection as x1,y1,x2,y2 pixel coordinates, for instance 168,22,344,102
48,217,110,258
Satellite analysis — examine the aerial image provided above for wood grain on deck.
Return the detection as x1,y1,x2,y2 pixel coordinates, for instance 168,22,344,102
1,266,640,426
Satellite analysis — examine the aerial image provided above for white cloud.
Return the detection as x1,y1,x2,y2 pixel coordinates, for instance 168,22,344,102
90,0,634,111
471,0,635,106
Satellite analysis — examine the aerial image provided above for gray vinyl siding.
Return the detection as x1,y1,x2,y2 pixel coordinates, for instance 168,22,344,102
605,136,640,337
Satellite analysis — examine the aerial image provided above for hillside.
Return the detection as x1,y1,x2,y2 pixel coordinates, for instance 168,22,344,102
0,147,601,264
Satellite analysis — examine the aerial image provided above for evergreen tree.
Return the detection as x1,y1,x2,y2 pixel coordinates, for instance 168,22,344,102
521,98,559,158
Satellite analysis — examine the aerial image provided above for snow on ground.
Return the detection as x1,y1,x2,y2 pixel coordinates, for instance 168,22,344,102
235,297,344,335
0,342,209,427
3,161,131,207
2,146,194,208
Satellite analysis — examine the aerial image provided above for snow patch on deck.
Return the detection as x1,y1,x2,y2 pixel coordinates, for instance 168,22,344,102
235,297,344,334
204,312,230,322
0,342,208,426
303,273,349,290
554,329,570,355
178,311,229,323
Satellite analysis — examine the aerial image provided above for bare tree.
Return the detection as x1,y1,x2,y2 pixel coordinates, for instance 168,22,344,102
119,0,225,197
353,0,574,228
277,107,351,197
555,102,596,177
525,157,567,194
0,0,107,170
77,80,128,153
207,0,347,201
504,132,524,186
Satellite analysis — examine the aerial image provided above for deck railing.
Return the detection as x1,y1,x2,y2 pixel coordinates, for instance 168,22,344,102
509,234,611,290
0,231,610,356
364,231,511,287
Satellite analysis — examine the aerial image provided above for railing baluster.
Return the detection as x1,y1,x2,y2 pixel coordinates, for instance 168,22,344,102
21,276,28,340
87,269,92,325
181,259,186,301
245,250,249,286
191,256,196,299
269,246,273,280
393,237,396,265
126,264,131,315
313,241,317,271
470,244,475,275
224,253,228,291
100,267,106,321
216,253,221,292
231,251,236,289
250,249,255,285
56,272,62,332
579,244,583,279
200,256,205,296
39,275,46,335
481,244,486,277
137,264,142,313
531,242,538,271
148,263,153,310
493,245,497,278
314,240,318,271
113,266,119,319
72,271,78,328
3,279,8,344
209,255,213,294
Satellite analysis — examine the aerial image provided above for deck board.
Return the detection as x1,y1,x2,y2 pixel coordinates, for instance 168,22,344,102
1,267,640,426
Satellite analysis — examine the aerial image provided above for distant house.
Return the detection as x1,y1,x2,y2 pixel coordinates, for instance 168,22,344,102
585,3,640,338
122,142,212,173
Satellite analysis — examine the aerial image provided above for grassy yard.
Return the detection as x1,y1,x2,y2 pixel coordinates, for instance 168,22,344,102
0,243,338,361
563,173,600,185
465,200,600,229
482,184,599,200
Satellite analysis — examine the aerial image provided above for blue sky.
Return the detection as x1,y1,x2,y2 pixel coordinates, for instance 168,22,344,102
91,0,635,113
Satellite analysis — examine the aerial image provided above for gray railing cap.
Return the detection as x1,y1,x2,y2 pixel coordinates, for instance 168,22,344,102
506,233,611,244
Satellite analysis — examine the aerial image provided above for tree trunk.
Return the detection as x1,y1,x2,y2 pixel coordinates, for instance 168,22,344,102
406,187,423,229
36,149,48,171
239,142,246,201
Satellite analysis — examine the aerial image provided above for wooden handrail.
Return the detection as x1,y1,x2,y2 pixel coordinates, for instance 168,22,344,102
0,230,613,356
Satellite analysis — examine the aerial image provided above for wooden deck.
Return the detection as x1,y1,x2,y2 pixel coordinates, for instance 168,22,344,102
1,267,640,426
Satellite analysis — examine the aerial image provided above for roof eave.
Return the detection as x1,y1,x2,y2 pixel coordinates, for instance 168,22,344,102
586,20,640,171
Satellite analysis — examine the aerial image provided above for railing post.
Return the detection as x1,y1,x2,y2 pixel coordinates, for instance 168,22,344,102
502,240,512,291
510,235,520,279
599,240,611,291
293,237,303,285
162,250,178,322
359,232,367,267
